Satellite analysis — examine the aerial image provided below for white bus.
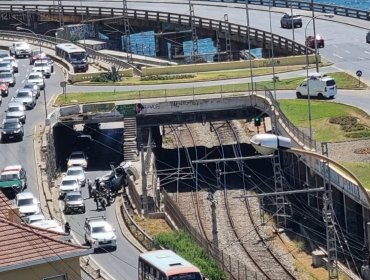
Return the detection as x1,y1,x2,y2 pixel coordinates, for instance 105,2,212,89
138,249,205,280
55,43,89,73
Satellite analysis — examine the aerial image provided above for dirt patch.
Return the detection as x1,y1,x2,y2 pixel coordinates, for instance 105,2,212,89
133,215,173,237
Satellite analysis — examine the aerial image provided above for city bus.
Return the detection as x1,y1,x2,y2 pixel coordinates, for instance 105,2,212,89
138,249,205,280
55,43,89,73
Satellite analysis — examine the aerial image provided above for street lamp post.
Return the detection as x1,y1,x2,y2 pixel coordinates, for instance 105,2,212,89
16,26,63,120
304,14,334,139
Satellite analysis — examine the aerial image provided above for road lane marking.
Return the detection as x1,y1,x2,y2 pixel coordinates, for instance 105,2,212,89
345,50,351,54
333,54,343,59
365,51,370,55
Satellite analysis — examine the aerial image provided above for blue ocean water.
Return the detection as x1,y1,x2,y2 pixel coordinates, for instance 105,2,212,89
313,0,370,10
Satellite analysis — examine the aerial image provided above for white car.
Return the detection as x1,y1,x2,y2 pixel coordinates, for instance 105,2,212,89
33,60,52,78
32,219,64,234
67,151,88,169
66,166,86,186
9,41,31,58
27,72,45,90
15,192,40,216
59,175,80,198
84,217,117,250
24,213,46,224
1,56,18,73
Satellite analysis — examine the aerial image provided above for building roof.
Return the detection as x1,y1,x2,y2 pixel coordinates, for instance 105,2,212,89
0,191,12,219
0,217,92,272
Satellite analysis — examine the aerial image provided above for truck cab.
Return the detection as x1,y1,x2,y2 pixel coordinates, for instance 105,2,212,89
0,165,27,193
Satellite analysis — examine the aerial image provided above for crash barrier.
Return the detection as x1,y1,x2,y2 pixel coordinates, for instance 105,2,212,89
0,5,310,57
120,193,156,250
0,30,137,78
195,0,370,21
141,54,318,76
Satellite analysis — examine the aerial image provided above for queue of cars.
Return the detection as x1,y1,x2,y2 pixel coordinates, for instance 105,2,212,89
0,43,54,143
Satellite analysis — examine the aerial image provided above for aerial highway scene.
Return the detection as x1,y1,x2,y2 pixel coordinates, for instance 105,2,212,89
1,1,370,280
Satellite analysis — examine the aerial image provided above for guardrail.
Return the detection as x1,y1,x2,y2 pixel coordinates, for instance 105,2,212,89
195,0,370,21
0,4,311,56
0,30,140,75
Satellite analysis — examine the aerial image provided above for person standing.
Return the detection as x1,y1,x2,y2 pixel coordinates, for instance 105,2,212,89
87,179,92,198
64,222,71,235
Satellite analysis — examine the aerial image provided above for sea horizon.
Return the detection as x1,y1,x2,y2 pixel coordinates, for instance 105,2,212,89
308,0,370,10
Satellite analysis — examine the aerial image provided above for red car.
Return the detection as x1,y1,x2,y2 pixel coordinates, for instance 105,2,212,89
0,81,9,97
305,35,325,48
29,49,47,65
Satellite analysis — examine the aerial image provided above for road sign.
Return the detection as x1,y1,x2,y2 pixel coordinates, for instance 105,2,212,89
356,70,362,77
60,81,67,88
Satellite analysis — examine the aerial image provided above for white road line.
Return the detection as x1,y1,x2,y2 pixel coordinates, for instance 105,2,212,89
345,50,351,54
365,51,370,55
333,54,343,59
358,57,365,60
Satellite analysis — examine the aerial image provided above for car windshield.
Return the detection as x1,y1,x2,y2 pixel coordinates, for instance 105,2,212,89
66,195,81,201
7,106,23,112
326,80,336,86
169,273,203,280
3,122,20,129
67,169,83,176
70,153,84,159
16,43,28,48
35,62,48,67
92,225,112,233
28,74,41,79
70,52,86,60
17,198,34,206
0,73,12,78
24,84,34,89
62,180,76,186
17,91,31,98
0,174,18,180
0,53,8,58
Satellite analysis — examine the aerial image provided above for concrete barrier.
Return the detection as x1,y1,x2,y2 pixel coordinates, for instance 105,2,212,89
141,54,319,76
59,105,81,116
82,103,116,113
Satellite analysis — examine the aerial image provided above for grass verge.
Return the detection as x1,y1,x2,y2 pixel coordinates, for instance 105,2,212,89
55,72,365,106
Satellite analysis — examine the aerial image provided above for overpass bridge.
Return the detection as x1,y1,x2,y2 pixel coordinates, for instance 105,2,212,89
48,91,370,258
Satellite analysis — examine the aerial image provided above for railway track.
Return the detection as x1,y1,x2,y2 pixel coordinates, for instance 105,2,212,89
211,121,298,280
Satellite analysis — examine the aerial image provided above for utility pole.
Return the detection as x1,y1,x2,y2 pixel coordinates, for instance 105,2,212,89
207,191,218,248
224,14,232,61
123,0,133,64
57,0,64,27
188,0,198,63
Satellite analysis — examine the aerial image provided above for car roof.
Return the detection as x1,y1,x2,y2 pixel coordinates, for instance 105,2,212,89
27,213,45,221
16,192,35,199
71,151,85,155
65,191,82,197
7,102,24,108
67,166,84,171
3,118,21,124
88,220,110,227
61,175,79,182
2,165,22,172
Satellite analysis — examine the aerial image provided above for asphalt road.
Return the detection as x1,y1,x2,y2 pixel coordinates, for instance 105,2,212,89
2,1,370,279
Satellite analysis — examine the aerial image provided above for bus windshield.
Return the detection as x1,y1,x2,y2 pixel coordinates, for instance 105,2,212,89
169,273,203,280
70,52,86,61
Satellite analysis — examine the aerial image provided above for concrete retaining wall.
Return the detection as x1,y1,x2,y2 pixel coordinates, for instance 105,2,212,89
142,55,319,76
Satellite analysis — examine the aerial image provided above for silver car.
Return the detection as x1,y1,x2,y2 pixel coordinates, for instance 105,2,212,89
23,83,40,99
64,191,85,214
2,56,18,73
0,61,13,73
66,166,86,186
13,89,36,110
5,102,26,124
0,71,15,87
27,72,44,90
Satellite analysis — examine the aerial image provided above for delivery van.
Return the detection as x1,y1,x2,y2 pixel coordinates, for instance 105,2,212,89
296,73,337,99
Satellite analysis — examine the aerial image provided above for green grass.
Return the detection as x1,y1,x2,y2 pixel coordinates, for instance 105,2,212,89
340,162,370,189
154,230,226,280
278,100,369,142
56,72,365,106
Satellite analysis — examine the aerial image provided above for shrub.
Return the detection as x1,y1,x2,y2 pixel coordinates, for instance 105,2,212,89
154,230,226,280
141,74,196,81
329,116,357,126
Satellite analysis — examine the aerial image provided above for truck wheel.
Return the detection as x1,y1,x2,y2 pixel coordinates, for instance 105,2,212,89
296,92,302,99
318,93,324,99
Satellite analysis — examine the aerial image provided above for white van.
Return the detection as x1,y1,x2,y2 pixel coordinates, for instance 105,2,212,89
296,73,337,99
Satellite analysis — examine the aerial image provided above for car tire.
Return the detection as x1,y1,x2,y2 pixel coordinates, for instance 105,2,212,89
318,93,324,99
84,235,90,246
296,92,302,99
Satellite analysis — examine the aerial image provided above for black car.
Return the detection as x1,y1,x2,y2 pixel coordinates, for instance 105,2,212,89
1,118,23,142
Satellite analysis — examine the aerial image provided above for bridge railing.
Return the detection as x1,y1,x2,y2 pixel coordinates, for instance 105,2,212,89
195,0,370,21
0,4,311,57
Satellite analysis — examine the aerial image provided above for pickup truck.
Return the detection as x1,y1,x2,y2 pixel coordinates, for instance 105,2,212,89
9,42,32,58
0,165,27,192
280,13,302,29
